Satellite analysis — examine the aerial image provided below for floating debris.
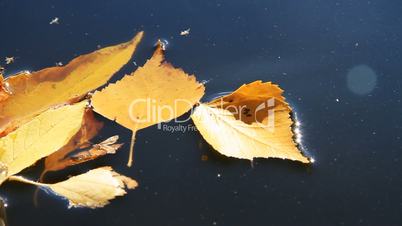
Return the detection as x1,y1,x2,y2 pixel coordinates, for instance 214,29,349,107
180,28,190,36
201,154,208,161
5,57,14,65
49,17,59,25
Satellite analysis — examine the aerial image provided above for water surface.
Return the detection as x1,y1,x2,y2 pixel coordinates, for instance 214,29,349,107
0,0,402,225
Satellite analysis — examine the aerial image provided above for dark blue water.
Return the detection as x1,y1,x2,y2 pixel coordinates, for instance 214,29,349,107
1,0,402,225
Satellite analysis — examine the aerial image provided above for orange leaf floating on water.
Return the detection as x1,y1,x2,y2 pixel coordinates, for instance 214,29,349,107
0,32,143,137
191,81,311,163
92,42,205,166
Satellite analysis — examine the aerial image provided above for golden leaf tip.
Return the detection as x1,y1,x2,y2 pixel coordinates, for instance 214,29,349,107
155,39,167,51
131,31,144,43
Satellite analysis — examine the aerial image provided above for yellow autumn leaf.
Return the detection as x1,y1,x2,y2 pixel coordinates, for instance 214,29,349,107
0,101,88,184
191,81,311,163
91,42,205,166
9,166,137,209
0,32,143,137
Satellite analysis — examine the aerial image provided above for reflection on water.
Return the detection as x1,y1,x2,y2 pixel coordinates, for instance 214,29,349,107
204,91,233,102
0,198,7,226
347,64,377,95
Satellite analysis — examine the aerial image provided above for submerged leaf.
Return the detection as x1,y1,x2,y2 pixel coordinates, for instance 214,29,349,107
192,81,310,163
0,101,88,184
36,114,118,205
92,42,205,166
10,167,137,208
0,32,143,137
65,135,123,167
42,108,103,174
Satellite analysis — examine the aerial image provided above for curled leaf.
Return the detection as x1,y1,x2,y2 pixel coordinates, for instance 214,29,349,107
92,42,205,166
191,81,310,163
0,101,88,184
0,32,143,137
9,167,137,208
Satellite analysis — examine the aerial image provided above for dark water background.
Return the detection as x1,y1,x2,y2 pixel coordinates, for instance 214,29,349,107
1,0,402,225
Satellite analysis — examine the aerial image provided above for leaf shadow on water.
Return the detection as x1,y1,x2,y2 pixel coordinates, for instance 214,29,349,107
200,139,312,172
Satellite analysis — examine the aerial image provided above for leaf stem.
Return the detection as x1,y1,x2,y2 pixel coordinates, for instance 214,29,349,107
8,176,49,187
127,130,137,167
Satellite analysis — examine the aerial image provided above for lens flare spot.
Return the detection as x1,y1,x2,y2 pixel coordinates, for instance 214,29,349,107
347,64,377,95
